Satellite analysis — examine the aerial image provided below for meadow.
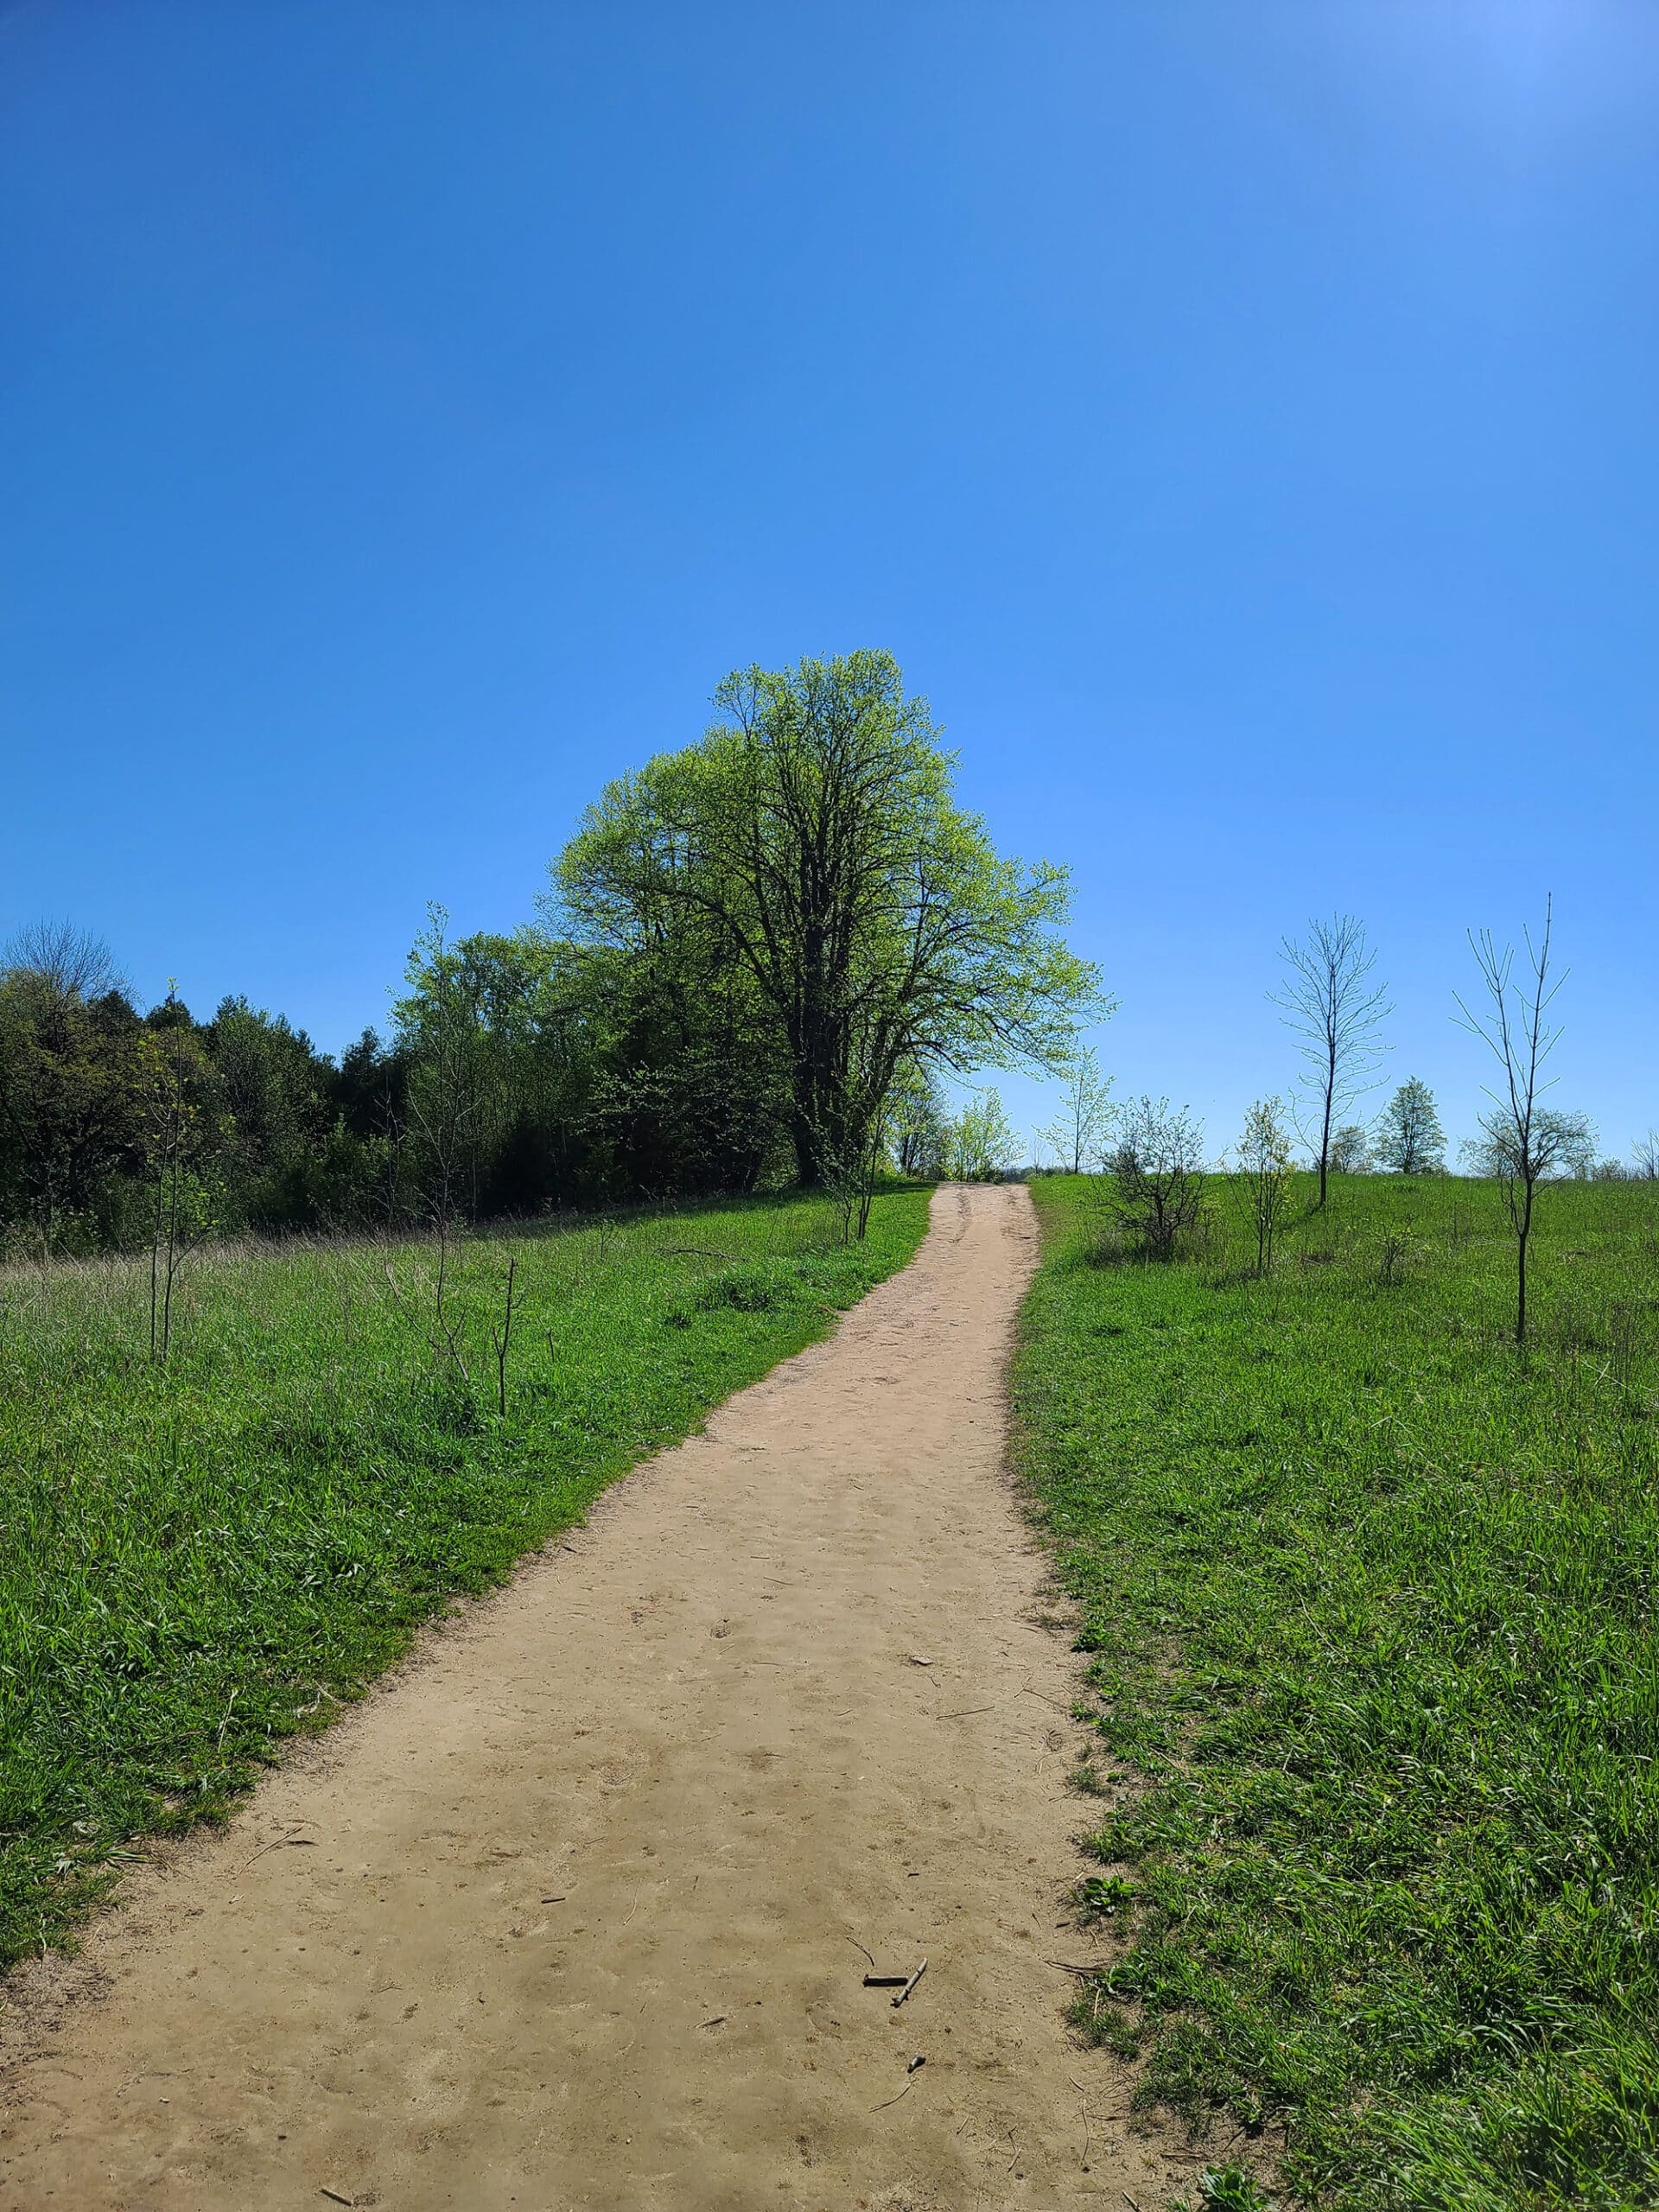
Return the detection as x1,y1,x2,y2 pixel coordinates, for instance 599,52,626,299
1014,1172,1659,2211
0,1185,931,1971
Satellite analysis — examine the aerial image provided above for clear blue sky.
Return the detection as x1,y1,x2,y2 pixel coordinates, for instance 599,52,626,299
4,2,1655,1161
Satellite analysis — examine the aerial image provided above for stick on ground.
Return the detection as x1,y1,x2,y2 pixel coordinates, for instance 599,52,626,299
892,1957,928,2007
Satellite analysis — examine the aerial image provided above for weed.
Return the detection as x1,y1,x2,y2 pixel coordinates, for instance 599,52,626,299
1077,1872,1138,1917
1188,2167,1279,2211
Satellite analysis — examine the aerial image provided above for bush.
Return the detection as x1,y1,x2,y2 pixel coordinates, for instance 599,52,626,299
1102,1096,1208,1259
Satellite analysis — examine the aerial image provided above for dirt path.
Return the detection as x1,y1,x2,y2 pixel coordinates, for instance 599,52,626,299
2,1183,1180,2211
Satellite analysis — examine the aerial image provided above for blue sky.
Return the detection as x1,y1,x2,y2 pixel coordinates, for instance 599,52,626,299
3,1,1655,1162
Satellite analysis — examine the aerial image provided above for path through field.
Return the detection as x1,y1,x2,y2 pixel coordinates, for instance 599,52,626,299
2,1184,1180,2210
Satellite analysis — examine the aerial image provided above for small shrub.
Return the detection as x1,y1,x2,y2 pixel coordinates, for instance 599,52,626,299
1376,1227,1420,1285
1101,1096,1209,1260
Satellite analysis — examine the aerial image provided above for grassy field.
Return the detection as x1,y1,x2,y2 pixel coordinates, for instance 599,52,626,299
0,1185,931,1973
1014,1172,1659,2212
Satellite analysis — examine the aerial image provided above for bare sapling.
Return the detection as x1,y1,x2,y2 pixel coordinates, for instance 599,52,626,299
143,1015,216,1364
1231,1096,1296,1274
492,1253,518,1416
403,907,487,1373
1036,1044,1114,1173
805,1094,872,1244
1455,895,1578,1347
1273,914,1392,1210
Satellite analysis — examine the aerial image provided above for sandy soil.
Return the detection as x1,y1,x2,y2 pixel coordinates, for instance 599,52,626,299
1,1182,1183,2211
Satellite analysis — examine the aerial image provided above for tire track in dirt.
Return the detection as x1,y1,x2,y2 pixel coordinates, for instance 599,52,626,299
1,1183,1182,2210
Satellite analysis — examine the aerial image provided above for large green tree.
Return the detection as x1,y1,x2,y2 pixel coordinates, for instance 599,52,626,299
553,652,1100,1185
0,968,154,1245
202,998,334,1222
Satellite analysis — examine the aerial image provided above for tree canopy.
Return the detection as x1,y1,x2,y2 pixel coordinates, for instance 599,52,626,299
1373,1077,1446,1175
552,652,1101,1185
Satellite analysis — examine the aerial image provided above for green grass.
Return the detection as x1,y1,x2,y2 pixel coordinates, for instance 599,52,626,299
0,1185,930,1972
1013,1172,1659,2212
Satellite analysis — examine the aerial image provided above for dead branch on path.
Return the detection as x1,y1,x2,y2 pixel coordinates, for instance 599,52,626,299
892,1957,927,2007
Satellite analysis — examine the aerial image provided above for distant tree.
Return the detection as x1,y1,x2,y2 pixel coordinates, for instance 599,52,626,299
327,1027,415,1222
1373,1079,1446,1175
143,987,197,1033
1327,1123,1373,1174
203,998,334,1223
1,919,127,1001
887,1063,949,1179
1635,1130,1659,1182
943,1089,1018,1181
1461,1106,1596,1183
1591,1155,1631,1182
335,1028,408,1141
1272,914,1391,1209
1454,896,1573,1346
1104,1096,1208,1259
1036,1044,1114,1173
555,652,1100,1189
569,927,785,1201
0,965,151,1247
391,909,505,1368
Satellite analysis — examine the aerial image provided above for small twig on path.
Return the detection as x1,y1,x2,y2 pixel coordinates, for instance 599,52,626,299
892,1958,927,2008
848,1934,877,1973
938,1706,995,1720
862,1974,908,1987
241,1827,315,1872
871,2078,915,2113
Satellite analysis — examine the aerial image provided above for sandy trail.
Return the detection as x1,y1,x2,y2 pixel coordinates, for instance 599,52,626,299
1,1183,1179,2211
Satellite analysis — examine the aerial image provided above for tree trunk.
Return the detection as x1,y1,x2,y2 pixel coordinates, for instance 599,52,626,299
792,1115,823,1188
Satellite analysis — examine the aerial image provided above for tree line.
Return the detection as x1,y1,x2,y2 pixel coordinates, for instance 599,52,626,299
0,653,1097,1259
